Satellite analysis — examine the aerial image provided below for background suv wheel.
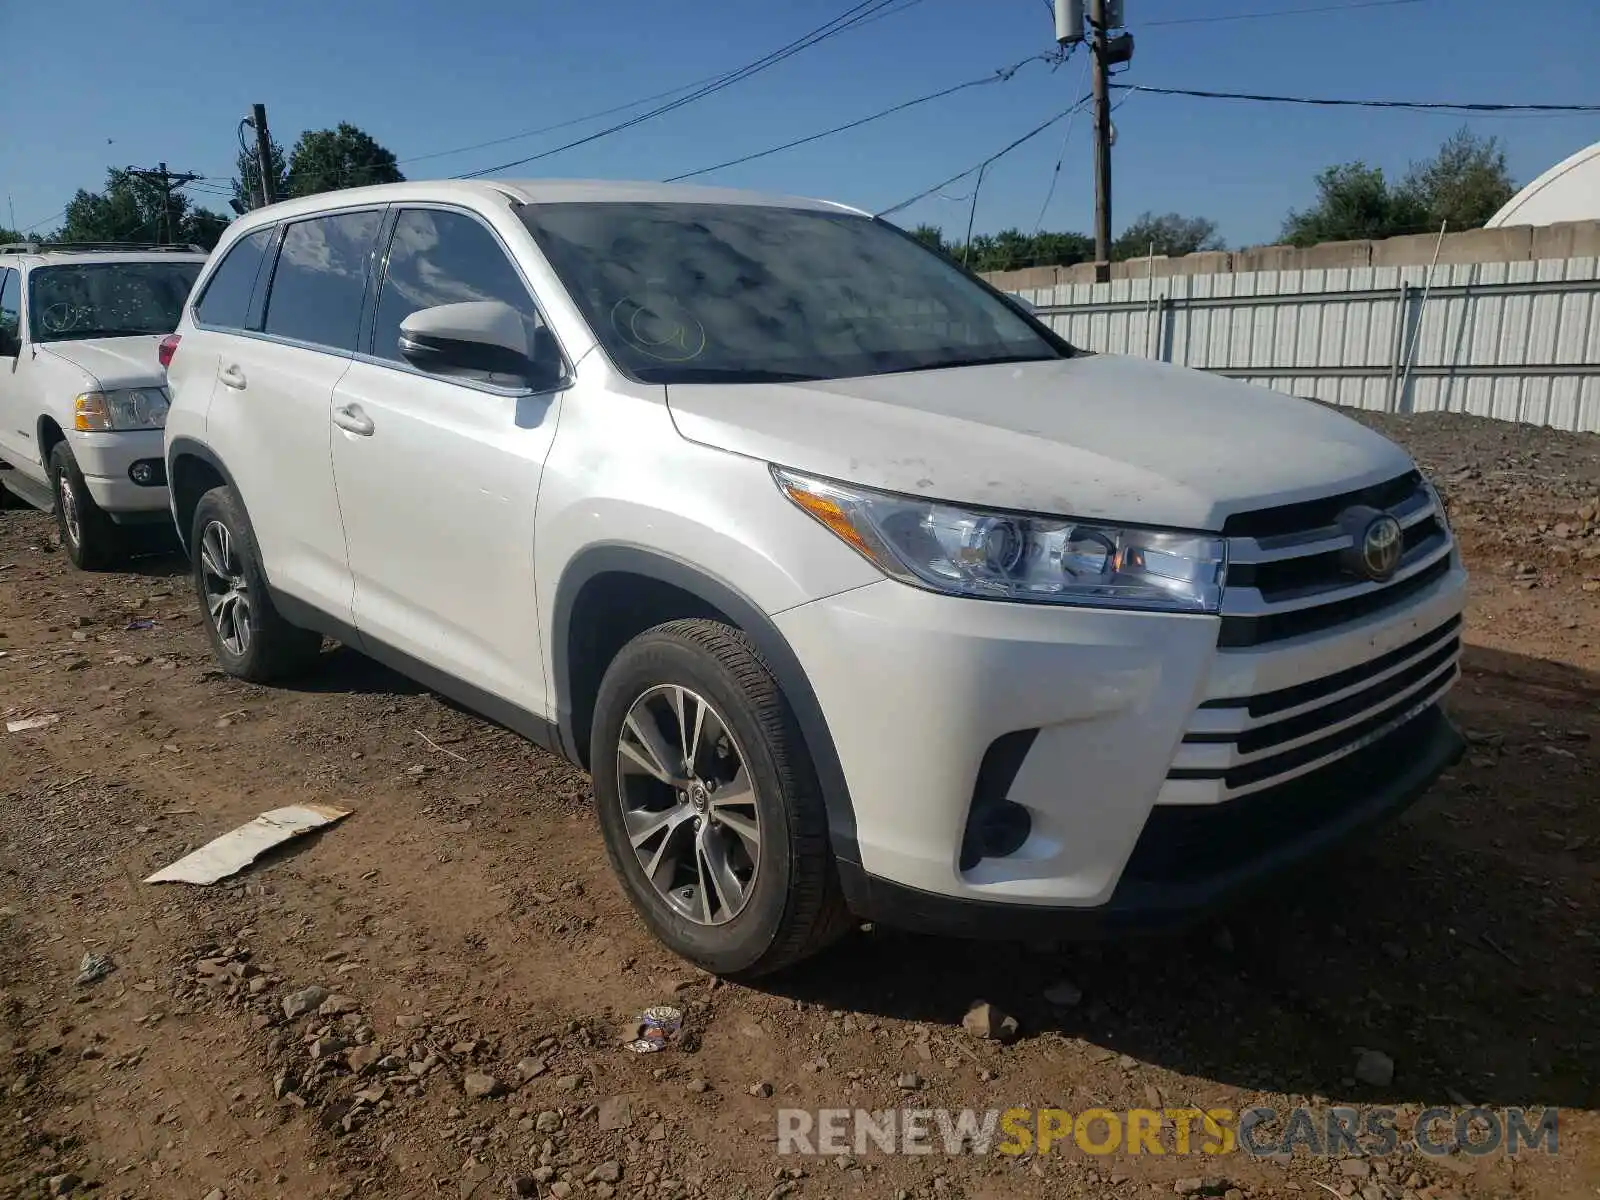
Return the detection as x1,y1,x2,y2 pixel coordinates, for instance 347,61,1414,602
190,485,323,682
591,618,851,978
49,441,124,570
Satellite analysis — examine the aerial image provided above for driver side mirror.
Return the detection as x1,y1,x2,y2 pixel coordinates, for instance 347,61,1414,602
398,301,566,391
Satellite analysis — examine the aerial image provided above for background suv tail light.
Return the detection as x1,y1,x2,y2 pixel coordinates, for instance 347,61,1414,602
158,334,180,369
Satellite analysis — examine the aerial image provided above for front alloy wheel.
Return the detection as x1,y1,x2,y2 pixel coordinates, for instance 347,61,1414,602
199,519,252,657
617,685,762,926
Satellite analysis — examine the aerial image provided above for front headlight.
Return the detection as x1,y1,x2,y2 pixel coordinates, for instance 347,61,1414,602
73,388,169,432
774,467,1226,613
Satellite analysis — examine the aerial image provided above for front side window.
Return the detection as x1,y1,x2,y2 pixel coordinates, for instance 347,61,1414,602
371,208,546,369
196,228,276,330
262,210,382,352
517,202,1067,385
0,269,19,350
26,261,202,343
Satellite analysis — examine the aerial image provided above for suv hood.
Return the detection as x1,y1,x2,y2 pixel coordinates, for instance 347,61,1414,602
665,354,1415,531
39,337,167,391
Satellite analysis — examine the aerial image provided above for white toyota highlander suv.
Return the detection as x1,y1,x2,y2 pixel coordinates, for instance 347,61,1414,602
0,243,206,567
161,181,1466,977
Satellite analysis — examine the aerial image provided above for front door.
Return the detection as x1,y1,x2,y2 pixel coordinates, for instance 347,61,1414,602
329,205,564,713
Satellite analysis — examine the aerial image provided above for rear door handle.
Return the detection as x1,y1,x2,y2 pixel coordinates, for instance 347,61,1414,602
333,403,375,437
218,364,246,390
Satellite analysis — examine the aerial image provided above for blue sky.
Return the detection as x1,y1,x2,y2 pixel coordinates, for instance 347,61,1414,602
4,0,1597,248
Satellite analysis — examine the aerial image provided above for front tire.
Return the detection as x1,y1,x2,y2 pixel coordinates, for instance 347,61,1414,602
49,441,124,570
190,486,322,682
591,619,850,978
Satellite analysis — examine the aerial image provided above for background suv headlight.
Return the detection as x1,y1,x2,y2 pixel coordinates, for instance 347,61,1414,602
775,467,1227,613
73,388,170,432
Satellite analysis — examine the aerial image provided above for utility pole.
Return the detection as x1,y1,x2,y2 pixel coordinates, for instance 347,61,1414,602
251,104,278,207
126,162,201,245
1059,0,1133,281
1089,0,1113,280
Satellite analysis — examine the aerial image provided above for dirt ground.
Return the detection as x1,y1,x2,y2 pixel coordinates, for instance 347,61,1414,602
2,408,1598,1200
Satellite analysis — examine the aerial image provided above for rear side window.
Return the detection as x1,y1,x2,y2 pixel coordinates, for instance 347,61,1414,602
195,229,275,330
262,210,382,353
0,269,19,348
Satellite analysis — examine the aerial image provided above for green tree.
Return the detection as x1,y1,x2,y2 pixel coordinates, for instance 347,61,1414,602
1282,129,1516,247
0,226,23,245
1280,162,1425,246
910,223,951,255
287,123,404,197
232,134,290,212
1399,127,1514,231
50,168,229,249
1113,211,1223,260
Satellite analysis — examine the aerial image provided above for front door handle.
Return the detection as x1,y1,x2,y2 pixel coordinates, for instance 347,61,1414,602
333,403,375,437
218,364,246,390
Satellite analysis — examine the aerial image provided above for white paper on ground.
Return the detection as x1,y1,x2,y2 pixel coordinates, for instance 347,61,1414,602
144,803,352,885
6,714,59,733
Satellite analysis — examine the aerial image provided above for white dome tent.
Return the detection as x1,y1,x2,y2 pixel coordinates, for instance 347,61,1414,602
1487,141,1600,228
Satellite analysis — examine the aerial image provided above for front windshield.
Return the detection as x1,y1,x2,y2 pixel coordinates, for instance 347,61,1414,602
517,202,1067,385
27,261,202,343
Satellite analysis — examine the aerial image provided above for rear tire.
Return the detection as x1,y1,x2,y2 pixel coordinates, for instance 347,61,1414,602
591,618,851,979
49,442,124,570
190,486,322,682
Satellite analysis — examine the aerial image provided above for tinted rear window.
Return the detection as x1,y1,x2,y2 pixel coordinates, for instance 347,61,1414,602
196,229,275,330
262,210,382,352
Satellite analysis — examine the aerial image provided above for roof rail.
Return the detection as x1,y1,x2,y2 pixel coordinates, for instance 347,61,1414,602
3,241,207,255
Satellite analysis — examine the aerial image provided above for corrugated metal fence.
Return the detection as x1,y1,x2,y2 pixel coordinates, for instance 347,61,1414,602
1015,256,1600,434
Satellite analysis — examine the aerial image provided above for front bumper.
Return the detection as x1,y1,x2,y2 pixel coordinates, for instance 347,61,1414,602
71,429,169,515
775,558,1467,932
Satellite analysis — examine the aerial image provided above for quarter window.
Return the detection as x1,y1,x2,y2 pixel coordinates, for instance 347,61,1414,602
262,210,382,353
370,208,546,366
0,269,19,350
195,228,275,330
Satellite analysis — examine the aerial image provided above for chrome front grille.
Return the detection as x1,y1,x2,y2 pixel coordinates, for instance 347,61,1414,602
1163,616,1462,803
1218,470,1455,648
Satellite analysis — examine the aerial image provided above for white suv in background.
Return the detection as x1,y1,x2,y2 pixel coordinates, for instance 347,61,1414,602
0,243,206,567
162,181,1467,977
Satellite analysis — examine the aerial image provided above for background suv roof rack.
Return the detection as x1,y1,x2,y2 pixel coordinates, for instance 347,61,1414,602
0,241,206,255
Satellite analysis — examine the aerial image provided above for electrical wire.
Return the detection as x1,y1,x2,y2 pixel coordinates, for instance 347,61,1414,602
1111,83,1600,113
1031,44,1089,232
1146,0,1428,26
664,54,1048,183
877,94,1094,218
455,0,920,178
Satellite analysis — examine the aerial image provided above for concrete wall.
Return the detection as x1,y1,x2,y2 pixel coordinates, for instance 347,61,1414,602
980,220,1600,291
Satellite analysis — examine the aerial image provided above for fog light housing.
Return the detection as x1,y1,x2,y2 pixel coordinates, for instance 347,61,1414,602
128,459,166,487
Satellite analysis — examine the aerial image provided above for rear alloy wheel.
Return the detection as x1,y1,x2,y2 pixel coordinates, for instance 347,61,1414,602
592,619,851,978
189,485,322,682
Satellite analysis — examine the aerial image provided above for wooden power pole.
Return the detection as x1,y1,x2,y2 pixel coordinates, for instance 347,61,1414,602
1090,0,1113,280
126,162,201,245
251,104,278,207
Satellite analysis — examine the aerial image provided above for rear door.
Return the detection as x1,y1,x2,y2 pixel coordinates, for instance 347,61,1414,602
329,204,565,712
0,267,32,468
201,208,384,623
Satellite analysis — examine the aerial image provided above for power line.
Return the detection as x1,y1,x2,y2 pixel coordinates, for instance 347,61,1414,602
1146,0,1429,26
1031,44,1090,233
877,95,1094,219
665,54,1049,183
456,0,922,178
1112,83,1600,113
